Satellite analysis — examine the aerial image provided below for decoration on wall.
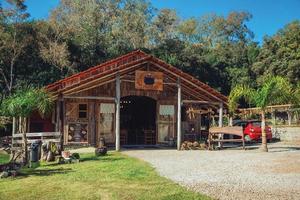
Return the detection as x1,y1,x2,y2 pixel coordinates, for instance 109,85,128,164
135,70,163,91
68,123,88,143
186,107,214,120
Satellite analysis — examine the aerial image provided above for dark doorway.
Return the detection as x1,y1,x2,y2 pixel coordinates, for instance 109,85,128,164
120,96,156,145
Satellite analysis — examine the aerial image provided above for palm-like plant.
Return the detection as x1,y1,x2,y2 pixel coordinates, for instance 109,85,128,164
229,76,296,152
0,87,54,163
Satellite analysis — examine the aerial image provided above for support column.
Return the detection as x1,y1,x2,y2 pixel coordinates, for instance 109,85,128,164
287,111,292,126
55,100,60,132
229,116,233,126
271,110,276,126
177,79,182,150
218,103,223,148
12,117,16,146
115,75,121,151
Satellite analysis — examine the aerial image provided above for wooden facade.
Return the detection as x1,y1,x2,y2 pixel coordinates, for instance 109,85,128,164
29,50,228,150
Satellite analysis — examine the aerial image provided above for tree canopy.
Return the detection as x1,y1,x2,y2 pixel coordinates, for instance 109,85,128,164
0,0,299,101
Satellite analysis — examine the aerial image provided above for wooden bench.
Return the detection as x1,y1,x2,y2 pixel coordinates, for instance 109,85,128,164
208,126,245,150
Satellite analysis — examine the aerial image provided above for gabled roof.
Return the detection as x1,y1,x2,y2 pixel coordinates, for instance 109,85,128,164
47,50,227,105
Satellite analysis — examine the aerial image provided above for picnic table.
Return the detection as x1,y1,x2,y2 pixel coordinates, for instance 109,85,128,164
208,126,245,150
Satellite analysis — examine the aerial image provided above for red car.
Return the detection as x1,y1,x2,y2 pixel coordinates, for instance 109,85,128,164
233,120,272,142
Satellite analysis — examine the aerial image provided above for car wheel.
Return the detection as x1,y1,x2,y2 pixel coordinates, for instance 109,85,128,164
244,135,252,143
267,139,272,143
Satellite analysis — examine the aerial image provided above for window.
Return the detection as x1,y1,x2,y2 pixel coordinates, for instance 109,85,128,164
78,104,88,119
252,122,261,127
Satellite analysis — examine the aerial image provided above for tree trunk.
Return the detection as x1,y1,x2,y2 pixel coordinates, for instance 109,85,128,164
260,111,268,152
20,117,28,164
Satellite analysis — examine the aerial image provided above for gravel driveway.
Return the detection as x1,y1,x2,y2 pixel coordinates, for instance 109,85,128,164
123,143,300,200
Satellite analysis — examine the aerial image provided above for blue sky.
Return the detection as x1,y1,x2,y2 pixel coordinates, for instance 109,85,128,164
3,0,300,43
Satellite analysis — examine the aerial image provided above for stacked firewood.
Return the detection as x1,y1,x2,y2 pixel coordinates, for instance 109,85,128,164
180,141,207,150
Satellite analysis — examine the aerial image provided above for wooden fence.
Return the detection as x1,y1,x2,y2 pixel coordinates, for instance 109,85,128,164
12,132,61,146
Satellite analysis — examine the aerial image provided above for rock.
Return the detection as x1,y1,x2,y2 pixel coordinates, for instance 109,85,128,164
10,170,17,177
0,171,9,179
95,147,107,156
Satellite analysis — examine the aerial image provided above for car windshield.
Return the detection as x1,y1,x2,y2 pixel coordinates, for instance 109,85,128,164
251,122,261,127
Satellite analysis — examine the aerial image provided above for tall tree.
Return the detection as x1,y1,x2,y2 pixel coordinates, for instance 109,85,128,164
252,20,300,85
152,9,178,44
50,0,121,69
110,0,154,52
0,0,30,96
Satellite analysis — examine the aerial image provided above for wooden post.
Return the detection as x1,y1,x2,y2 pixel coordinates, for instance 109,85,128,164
55,98,63,152
89,102,96,146
115,75,121,151
177,78,182,150
55,100,60,132
61,100,65,151
271,110,276,126
12,117,16,146
287,111,292,126
218,103,223,148
229,116,233,126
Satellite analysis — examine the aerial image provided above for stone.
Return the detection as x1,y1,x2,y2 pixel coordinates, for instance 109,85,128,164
0,171,9,179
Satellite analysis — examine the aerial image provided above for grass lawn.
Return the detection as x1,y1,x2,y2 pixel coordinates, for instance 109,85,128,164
0,152,210,200
0,150,9,164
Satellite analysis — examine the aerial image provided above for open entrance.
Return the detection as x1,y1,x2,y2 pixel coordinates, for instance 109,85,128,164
120,96,156,145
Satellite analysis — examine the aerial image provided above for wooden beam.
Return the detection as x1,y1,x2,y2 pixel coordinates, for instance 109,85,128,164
149,63,219,104
182,100,221,105
150,61,226,104
115,74,121,151
63,96,115,101
63,79,115,96
177,78,182,150
61,60,150,95
121,79,177,86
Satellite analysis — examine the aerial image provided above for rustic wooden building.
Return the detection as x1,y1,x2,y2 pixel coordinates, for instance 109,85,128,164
25,50,228,150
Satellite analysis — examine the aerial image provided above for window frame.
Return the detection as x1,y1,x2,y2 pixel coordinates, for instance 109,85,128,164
78,103,88,119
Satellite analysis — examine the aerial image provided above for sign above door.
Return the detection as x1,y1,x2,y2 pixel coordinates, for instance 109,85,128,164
135,70,163,91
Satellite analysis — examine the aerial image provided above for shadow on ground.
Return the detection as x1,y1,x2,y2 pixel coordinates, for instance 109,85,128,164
244,142,300,152
80,154,124,163
16,167,73,179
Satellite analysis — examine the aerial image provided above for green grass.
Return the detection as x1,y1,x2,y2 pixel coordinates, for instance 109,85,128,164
0,152,210,200
0,151,9,164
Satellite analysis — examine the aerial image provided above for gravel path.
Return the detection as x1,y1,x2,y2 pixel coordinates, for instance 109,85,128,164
123,143,300,200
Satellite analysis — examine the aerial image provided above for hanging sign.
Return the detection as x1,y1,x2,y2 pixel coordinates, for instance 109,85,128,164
135,70,163,91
